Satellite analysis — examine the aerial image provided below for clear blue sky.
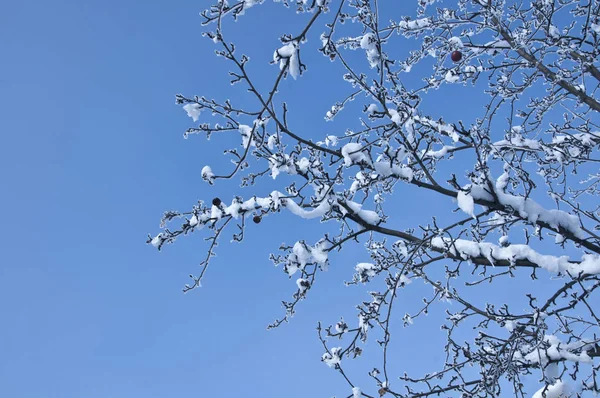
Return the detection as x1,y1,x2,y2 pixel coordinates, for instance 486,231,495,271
0,1,584,397
0,2,377,397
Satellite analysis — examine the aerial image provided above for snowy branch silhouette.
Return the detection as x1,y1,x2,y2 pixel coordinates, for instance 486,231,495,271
149,0,600,396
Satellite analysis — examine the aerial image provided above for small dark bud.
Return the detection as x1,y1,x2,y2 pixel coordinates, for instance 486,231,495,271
253,215,262,224
212,197,222,207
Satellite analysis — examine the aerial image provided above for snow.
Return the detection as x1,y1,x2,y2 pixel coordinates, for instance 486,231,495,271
267,135,278,150
183,103,202,122
579,254,600,274
517,336,592,369
210,205,221,221
358,314,369,333
359,33,374,49
335,320,348,333
389,109,402,125
457,190,475,217
189,214,199,227
285,241,328,275
322,347,342,367
359,33,380,68
398,18,431,30
355,262,376,282
393,240,408,256
350,171,367,193
425,145,454,158
366,103,378,114
223,201,241,219
448,36,463,48
150,234,163,248
463,65,479,76
503,319,516,332
404,117,416,146
293,242,311,268
471,39,510,55
413,115,459,142
325,135,338,147
243,0,263,9
445,70,459,83
269,191,281,210
495,171,509,191
268,154,296,179
296,157,311,173
201,165,215,184
352,386,361,398
239,124,255,148
283,197,331,220
469,184,585,239
236,0,264,15
548,25,560,38
311,244,328,264
591,23,600,33
374,161,414,181
274,42,300,79
341,143,371,167
345,200,380,225
493,135,540,151
296,278,310,294
430,236,600,275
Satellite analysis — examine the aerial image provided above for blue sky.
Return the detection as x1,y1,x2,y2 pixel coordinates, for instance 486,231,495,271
1,1,589,397
0,2,371,397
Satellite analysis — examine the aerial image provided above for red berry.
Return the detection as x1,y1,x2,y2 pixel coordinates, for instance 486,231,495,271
451,51,462,62
212,197,222,207
252,215,261,224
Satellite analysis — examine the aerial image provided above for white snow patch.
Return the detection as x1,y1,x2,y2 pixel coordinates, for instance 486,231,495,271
201,165,215,184
325,135,338,147
355,263,376,282
366,103,378,114
183,103,202,122
548,25,560,38
445,70,459,83
470,184,585,239
448,36,464,48
296,278,310,294
431,237,600,275
283,197,332,220
322,347,342,367
267,135,278,150
342,143,371,167
504,320,516,332
274,42,300,79
239,124,255,148
374,161,414,181
398,18,431,31
531,376,570,396
150,234,163,248
425,145,454,158
457,190,475,217
345,200,380,224
360,33,380,68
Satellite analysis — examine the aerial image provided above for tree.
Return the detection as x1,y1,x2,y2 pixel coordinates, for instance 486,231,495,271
149,0,600,396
